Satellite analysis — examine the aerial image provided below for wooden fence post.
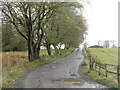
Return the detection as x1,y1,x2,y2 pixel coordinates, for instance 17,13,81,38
95,61,97,70
105,64,107,77
98,63,101,75
117,65,119,83
92,59,93,70
89,55,92,70
91,59,95,70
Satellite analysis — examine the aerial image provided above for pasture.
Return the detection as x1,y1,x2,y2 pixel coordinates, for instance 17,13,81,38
82,48,119,88
89,48,118,65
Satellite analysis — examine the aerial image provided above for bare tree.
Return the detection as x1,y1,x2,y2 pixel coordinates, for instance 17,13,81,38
103,40,110,48
97,40,103,46
110,40,116,48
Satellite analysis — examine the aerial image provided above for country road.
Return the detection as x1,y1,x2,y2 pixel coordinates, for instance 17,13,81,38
16,49,106,88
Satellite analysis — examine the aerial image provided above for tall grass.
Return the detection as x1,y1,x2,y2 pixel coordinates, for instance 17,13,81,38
2,48,74,88
2,49,56,71
2,52,28,71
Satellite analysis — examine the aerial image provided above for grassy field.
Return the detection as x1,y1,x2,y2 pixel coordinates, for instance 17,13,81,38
88,48,118,65
2,48,74,88
82,48,119,88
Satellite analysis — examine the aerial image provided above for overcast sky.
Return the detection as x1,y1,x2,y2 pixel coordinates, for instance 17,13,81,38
82,0,119,46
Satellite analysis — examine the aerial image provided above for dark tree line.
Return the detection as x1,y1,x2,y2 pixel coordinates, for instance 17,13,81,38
2,22,27,51
2,2,87,61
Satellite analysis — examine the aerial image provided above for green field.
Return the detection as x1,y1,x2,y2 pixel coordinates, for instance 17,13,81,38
82,48,119,88
88,48,118,65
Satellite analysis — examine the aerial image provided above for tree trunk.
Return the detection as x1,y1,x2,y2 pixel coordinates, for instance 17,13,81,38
53,43,59,54
33,47,40,60
46,43,51,56
27,4,35,62
27,41,34,61
28,41,40,61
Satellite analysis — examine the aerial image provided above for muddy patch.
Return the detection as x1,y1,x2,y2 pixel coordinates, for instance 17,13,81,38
64,78,81,82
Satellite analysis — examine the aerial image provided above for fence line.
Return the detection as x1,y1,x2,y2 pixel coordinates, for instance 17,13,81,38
84,48,120,83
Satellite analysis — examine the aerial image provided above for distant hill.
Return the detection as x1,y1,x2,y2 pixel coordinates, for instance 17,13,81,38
89,45,103,48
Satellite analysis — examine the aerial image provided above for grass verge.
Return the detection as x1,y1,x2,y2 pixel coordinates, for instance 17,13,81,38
82,66,118,88
2,48,74,88
82,48,119,88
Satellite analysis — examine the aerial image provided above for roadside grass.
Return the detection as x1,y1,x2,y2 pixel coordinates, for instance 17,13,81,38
82,48,118,88
82,65,118,88
2,48,74,88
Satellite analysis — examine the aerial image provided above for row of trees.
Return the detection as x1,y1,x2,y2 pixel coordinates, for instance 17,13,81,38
97,40,117,48
2,2,87,61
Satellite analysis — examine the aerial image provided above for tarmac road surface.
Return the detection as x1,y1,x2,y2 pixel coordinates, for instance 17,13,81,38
16,48,107,88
